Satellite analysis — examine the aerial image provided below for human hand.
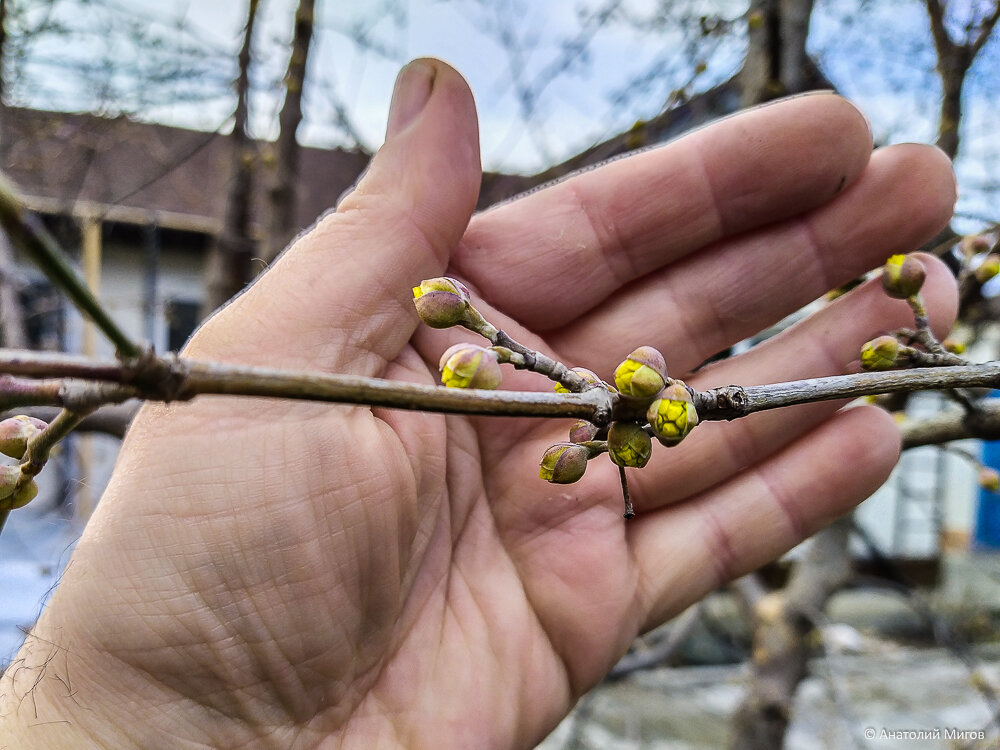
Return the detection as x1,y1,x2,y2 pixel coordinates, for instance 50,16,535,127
1,59,957,749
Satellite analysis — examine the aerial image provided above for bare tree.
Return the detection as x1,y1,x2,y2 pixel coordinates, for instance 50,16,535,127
201,0,261,318
925,0,1000,160
263,0,316,265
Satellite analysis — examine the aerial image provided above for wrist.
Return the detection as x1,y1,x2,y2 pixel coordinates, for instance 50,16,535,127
0,628,127,749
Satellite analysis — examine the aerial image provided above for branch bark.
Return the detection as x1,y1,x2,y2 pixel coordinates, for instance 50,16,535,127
2,349,1000,429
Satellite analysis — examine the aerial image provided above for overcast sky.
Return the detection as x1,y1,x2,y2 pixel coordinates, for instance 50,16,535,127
10,0,1000,228
16,0,748,171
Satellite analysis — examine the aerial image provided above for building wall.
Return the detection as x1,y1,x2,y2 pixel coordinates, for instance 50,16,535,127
41,229,207,517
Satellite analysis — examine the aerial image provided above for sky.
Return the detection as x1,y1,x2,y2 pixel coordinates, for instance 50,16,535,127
7,0,999,229
11,0,748,170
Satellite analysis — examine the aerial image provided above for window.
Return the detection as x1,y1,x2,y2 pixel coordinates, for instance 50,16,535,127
164,298,200,352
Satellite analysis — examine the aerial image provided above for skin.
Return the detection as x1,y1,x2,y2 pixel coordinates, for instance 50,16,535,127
0,59,958,749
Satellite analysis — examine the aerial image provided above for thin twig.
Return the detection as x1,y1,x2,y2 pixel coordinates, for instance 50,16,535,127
618,464,634,519
695,363,1000,420
0,173,141,358
17,408,92,484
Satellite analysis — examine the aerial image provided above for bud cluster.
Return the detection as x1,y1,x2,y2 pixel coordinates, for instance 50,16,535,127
413,276,703,518
859,254,959,372
0,415,47,511
536,346,701,498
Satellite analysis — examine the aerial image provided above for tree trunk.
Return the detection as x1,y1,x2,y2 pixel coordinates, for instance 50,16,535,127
263,0,315,265
740,0,818,106
924,0,1000,161
729,519,853,750
201,0,260,319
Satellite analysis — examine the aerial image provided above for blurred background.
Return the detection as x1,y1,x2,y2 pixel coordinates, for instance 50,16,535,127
1,1,1000,748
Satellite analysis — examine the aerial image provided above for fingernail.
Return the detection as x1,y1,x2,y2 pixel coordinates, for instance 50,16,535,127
843,97,873,141
386,60,435,140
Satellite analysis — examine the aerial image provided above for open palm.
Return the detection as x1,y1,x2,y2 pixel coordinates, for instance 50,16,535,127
11,60,956,749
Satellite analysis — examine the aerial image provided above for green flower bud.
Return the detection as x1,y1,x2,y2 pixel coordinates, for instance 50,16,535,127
980,468,1000,493
554,367,603,394
412,277,473,329
607,421,653,468
860,335,901,371
568,419,600,443
614,346,667,398
0,466,33,509
943,338,966,355
439,344,502,389
539,442,589,484
0,465,17,498
0,415,46,459
881,254,926,299
975,254,1000,284
8,479,38,509
647,383,699,446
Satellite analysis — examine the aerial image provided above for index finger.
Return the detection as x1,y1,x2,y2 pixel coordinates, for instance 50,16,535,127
452,93,873,328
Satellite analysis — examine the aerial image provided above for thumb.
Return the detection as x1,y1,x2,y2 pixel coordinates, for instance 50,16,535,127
190,59,482,374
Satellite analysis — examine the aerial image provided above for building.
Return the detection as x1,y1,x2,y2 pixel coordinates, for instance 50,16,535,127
1,105,371,356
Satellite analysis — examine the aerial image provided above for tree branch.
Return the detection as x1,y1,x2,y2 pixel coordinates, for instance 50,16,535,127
900,400,1000,448
695,363,1000,420
970,0,1000,57
0,173,141,358
1,350,999,428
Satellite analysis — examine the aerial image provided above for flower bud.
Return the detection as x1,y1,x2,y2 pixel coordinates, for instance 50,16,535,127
943,338,966,355
881,254,926,299
860,335,901,371
0,466,33,509
614,346,667,398
8,480,38,509
0,465,17,499
961,234,992,255
554,367,603,394
412,277,473,329
607,421,652,468
539,442,589,484
980,468,1000,493
568,419,600,443
439,344,502,389
647,383,698,446
975,254,1000,284
0,415,46,459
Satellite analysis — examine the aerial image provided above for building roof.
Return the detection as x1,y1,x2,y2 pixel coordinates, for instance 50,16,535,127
0,107,371,235
0,75,756,233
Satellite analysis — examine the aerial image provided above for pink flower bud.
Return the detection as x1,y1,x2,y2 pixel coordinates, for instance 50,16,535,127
439,344,502,389
881,255,926,299
0,415,46,459
412,277,473,329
